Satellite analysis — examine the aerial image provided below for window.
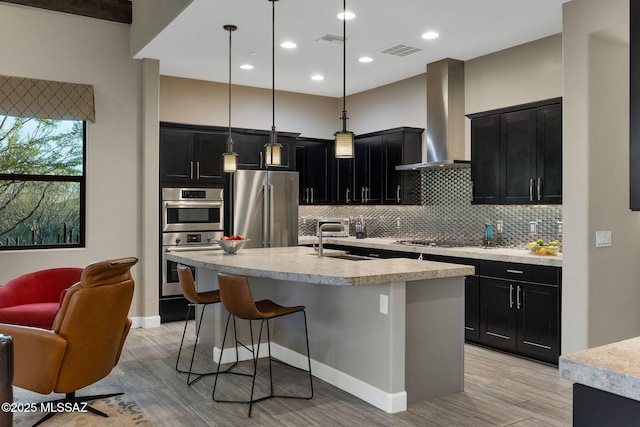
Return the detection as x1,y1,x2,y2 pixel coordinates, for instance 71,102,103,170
0,115,85,249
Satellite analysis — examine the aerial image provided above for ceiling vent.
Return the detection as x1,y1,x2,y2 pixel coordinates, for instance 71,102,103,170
317,34,346,44
378,43,423,57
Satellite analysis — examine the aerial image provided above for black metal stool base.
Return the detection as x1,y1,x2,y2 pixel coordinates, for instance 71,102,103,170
212,311,314,417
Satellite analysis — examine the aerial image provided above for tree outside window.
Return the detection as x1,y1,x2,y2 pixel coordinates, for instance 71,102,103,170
0,115,85,249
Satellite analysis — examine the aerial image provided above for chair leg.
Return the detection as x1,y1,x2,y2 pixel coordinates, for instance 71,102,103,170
175,303,219,386
32,391,124,426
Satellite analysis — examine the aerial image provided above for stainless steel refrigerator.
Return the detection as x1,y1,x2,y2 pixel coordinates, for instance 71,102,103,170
229,170,299,248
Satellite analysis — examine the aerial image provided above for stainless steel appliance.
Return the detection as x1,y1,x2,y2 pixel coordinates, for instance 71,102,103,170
316,218,350,237
162,187,223,232
160,187,224,322
228,170,298,248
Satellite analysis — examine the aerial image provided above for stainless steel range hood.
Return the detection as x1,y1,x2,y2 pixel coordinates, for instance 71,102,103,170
396,58,469,170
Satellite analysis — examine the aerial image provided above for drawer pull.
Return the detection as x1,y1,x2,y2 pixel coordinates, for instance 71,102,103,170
506,269,524,274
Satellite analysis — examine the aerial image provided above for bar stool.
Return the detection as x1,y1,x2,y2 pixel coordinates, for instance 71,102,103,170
175,265,239,386
212,272,314,417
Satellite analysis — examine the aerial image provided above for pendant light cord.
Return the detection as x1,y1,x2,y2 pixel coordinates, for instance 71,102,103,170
228,27,232,138
271,0,276,133
342,0,346,115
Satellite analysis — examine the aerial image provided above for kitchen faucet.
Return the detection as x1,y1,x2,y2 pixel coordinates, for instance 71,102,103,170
317,222,345,258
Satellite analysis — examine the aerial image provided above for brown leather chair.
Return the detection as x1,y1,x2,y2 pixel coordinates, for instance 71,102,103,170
0,257,138,426
213,272,313,417
175,264,239,385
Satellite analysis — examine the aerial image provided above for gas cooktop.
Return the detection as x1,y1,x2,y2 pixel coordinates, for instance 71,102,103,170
394,239,470,248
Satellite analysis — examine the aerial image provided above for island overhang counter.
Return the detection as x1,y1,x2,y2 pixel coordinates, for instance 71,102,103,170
167,246,474,413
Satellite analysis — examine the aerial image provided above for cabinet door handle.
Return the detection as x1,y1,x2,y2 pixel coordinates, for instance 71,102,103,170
361,187,365,202
190,161,194,180
305,188,309,203
397,185,401,203
506,269,524,274
537,177,542,201
509,284,514,308
517,285,522,310
310,188,314,204
529,178,534,202
196,161,200,180
366,187,369,203
260,152,264,169
346,188,350,204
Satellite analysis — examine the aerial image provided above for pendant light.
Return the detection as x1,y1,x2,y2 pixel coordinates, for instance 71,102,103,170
334,0,355,158
264,0,282,167
222,24,238,173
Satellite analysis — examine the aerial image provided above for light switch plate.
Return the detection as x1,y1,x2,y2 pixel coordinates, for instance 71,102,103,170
595,231,612,248
379,294,388,315
529,221,537,234
496,220,503,233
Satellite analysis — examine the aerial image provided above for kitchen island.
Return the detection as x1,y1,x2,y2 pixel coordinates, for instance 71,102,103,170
559,337,640,424
167,246,474,413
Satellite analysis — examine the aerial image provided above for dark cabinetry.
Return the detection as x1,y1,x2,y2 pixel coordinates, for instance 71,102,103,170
235,132,296,171
479,260,561,364
160,122,297,186
296,138,332,204
342,127,423,205
469,99,562,205
160,126,226,186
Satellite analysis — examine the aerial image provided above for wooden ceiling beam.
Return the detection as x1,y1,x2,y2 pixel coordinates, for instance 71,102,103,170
1,0,132,24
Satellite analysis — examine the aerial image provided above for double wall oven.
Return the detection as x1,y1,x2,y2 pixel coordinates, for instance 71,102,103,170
160,188,224,322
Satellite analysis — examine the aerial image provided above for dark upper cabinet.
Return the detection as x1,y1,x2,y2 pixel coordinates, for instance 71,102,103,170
353,136,383,204
296,138,332,205
501,109,538,204
536,103,563,204
382,129,423,204
335,158,354,204
160,125,225,186
234,132,296,171
350,127,423,205
469,99,562,205
471,115,501,204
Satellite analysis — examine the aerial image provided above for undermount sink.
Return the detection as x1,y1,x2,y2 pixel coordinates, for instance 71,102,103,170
327,254,375,261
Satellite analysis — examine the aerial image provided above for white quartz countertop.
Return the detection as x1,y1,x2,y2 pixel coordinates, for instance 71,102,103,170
299,236,562,267
559,337,640,401
166,246,474,286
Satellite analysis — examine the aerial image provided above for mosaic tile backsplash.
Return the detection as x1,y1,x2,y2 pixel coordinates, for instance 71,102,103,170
298,168,563,248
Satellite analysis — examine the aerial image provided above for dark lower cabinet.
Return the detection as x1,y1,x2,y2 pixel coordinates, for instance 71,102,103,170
479,260,561,365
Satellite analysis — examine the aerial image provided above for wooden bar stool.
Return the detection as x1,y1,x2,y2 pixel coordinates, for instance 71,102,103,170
212,272,314,417
175,265,239,386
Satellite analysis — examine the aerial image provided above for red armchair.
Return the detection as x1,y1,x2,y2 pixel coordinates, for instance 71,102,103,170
0,267,82,329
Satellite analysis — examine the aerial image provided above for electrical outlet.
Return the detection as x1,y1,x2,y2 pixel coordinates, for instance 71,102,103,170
396,217,401,227
496,220,503,233
596,231,612,248
557,221,563,234
529,221,537,235
379,294,388,315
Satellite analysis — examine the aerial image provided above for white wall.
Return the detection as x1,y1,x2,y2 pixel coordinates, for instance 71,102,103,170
0,4,147,318
562,0,640,352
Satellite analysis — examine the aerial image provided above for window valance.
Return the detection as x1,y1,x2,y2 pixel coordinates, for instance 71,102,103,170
0,75,95,122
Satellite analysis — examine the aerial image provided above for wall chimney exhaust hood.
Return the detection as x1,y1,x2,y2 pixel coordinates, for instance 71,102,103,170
396,58,469,170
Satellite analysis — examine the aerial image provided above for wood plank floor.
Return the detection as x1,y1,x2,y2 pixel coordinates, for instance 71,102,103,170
14,321,573,426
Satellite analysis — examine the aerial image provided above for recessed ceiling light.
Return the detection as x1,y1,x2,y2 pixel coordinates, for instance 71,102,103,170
240,64,254,70
311,74,324,81
337,11,355,20
422,31,439,40
280,41,297,49
359,56,373,63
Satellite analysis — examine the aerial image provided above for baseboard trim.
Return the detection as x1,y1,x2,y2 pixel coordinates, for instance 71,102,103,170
131,316,161,329
212,342,407,413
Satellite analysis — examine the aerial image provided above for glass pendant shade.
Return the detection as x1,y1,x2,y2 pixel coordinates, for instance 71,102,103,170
335,130,354,158
223,137,238,173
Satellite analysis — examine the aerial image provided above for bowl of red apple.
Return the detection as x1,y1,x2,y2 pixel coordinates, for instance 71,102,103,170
215,235,249,254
